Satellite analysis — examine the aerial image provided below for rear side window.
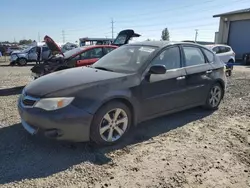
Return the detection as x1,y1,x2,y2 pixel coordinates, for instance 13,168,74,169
151,46,181,70
183,46,205,66
42,47,49,52
218,46,231,53
203,48,214,63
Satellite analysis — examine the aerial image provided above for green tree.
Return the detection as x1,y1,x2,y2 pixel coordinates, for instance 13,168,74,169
19,39,33,45
161,28,170,41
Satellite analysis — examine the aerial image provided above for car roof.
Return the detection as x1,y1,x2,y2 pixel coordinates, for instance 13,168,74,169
82,45,118,50
206,44,231,48
126,41,207,48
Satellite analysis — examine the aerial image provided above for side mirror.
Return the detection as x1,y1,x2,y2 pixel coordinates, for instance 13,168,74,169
149,65,166,74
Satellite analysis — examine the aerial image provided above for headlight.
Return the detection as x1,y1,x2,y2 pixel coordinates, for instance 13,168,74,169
11,54,18,60
34,97,74,111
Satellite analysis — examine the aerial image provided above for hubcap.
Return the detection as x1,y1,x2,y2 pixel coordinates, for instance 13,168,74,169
209,85,222,107
99,108,128,142
19,59,26,65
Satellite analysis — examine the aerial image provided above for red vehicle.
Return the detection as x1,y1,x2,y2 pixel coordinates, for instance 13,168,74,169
31,29,140,79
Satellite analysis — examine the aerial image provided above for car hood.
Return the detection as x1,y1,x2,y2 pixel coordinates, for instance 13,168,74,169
44,35,64,57
14,53,27,57
24,67,129,97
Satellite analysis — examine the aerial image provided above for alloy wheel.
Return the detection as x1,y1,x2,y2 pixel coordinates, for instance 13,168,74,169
209,85,222,108
99,108,128,142
19,59,26,66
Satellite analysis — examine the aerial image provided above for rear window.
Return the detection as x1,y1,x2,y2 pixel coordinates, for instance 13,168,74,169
203,48,214,63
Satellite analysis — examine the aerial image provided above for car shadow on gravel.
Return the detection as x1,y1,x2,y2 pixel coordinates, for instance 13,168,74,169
0,63,36,67
0,107,213,184
0,86,25,96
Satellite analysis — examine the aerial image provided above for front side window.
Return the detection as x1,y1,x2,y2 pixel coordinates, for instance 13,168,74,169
93,45,157,73
29,47,36,53
151,47,181,70
183,46,205,66
42,47,49,52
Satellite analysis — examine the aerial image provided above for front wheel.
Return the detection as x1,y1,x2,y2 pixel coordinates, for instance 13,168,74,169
18,58,27,66
204,83,223,110
90,101,132,145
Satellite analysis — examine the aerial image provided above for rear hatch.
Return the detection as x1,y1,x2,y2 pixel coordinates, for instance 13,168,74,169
44,35,64,57
112,29,141,46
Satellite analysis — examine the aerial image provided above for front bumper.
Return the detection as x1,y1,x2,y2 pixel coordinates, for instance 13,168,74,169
18,97,93,142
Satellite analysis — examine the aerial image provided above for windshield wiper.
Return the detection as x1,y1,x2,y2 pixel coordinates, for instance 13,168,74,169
93,66,114,72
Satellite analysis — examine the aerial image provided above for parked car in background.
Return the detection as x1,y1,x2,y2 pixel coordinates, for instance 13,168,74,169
19,41,226,145
206,44,235,63
31,29,141,79
61,42,78,52
10,46,51,66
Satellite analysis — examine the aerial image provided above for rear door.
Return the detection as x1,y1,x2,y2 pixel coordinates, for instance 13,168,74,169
141,45,187,117
76,47,104,67
181,45,214,106
41,46,50,60
28,47,37,61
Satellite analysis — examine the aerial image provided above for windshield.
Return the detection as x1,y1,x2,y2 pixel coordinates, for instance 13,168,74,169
63,47,86,59
93,45,157,73
22,46,33,53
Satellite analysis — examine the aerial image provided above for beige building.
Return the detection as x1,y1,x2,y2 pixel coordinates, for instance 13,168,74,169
213,8,250,59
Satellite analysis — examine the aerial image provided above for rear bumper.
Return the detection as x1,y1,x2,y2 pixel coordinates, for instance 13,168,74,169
18,97,93,142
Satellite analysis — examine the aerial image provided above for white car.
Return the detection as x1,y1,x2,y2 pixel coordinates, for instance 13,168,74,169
206,44,235,63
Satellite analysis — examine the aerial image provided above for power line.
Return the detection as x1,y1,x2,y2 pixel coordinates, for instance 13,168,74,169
111,18,114,40
115,0,248,22
62,30,65,44
195,29,199,42
38,32,40,42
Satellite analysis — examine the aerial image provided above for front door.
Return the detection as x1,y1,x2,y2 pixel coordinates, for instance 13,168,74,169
76,47,104,67
181,45,214,106
140,46,187,117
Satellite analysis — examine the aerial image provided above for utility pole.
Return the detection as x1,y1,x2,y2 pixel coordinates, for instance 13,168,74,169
38,32,40,42
111,18,114,40
62,30,65,44
195,29,198,42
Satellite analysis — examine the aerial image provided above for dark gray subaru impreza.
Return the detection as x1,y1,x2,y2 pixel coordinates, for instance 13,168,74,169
18,41,226,145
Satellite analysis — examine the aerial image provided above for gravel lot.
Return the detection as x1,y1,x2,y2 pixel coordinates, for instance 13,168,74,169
0,60,249,188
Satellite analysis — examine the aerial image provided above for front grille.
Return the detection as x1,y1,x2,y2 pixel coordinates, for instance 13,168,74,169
22,98,36,106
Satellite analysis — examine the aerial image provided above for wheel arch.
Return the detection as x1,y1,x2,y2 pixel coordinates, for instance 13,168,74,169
214,79,225,99
95,96,137,126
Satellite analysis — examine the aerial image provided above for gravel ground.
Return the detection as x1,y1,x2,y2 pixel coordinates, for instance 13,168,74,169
0,61,249,188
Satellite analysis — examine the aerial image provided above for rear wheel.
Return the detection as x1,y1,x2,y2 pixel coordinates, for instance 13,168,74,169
90,101,132,145
18,58,27,66
204,83,223,110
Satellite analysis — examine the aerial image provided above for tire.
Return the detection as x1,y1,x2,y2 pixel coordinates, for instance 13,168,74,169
90,101,132,146
243,55,250,65
203,83,223,110
18,58,27,66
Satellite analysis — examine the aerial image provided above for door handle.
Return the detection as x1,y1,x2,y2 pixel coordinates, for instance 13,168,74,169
206,70,213,74
176,76,186,80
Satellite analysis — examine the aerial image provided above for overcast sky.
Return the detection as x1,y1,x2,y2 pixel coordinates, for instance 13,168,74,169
0,0,249,43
